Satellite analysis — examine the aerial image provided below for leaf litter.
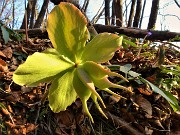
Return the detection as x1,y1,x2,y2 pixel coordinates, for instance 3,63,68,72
0,36,180,135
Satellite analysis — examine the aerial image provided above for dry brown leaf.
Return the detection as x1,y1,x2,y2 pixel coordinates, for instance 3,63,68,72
0,50,7,58
0,58,9,72
2,47,13,59
133,95,152,118
55,109,76,135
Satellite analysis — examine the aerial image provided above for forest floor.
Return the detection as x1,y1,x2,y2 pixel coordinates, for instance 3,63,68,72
0,37,180,135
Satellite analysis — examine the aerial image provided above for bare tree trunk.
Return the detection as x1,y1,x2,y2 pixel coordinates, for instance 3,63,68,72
133,0,142,27
29,0,37,28
147,0,160,29
174,0,180,8
114,0,123,27
139,0,146,28
0,0,9,18
34,0,49,28
82,0,89,13
105,0,110,25
12,0,15,29
127,0,136,27
20,0,33,29
111,0,115,25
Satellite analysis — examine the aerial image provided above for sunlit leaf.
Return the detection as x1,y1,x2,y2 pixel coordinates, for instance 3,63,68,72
48,70,77,112
123,38,138,48
47,2,89,62
73,70,93,122
91,94,107,119
13,48,74,86
81,33,123,63
93,76,131,92
77,67,106,108
83,61,128,82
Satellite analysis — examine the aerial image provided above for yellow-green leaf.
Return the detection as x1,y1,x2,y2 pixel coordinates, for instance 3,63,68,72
83,61,128,82
47,2,89,62
48,70,77,112
13,48,74,87
73,70,93,122
81,33,123,63
77,67,106,108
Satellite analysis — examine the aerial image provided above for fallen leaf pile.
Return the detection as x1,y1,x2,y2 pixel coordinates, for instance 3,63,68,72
0,37,180,135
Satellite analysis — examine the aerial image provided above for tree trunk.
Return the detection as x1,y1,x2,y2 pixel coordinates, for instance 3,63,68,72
105,0,110,25
147,0,160,29
174,0,180,8
133,0,142,27
139,0,146,28
82,0,89,13
20,0,33,29
127,0,136,27
29,0,37,28
34,0,49,28
111,0,115,25
114,0,123,27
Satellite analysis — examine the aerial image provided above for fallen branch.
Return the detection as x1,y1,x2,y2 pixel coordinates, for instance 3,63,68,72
105,111,144,135
15,24,180,41
94,24,180,41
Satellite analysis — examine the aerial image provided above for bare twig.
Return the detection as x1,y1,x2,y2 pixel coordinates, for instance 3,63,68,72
91,1,104,24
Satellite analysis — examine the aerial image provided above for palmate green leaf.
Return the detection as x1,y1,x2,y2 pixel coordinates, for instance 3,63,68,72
81,33,123,63
13,48,74,87
48,70,77,112
82,61,130,92
83,61,128,82
91,94,107,119
93,76,131,92
73,70,93,122
47,2,89,62
77,67,106,108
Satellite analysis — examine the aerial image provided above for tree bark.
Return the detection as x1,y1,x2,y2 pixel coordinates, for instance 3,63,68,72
127,0,136,27
147,0,160,29
111,0,115,25
105,0,110,25
20,0,33,29
133,0,142,28
174,0,180,8
82,0,89,12
114,0,123,27
34,0,49,28
29,0,37,28
139,0,146,28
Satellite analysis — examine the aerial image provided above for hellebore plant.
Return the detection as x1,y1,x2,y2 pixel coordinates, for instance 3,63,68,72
13,2,130,122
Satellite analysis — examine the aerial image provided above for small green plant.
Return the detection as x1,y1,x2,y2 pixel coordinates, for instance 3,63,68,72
116,64,180,111
0,22,23,43
13,2,130,122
